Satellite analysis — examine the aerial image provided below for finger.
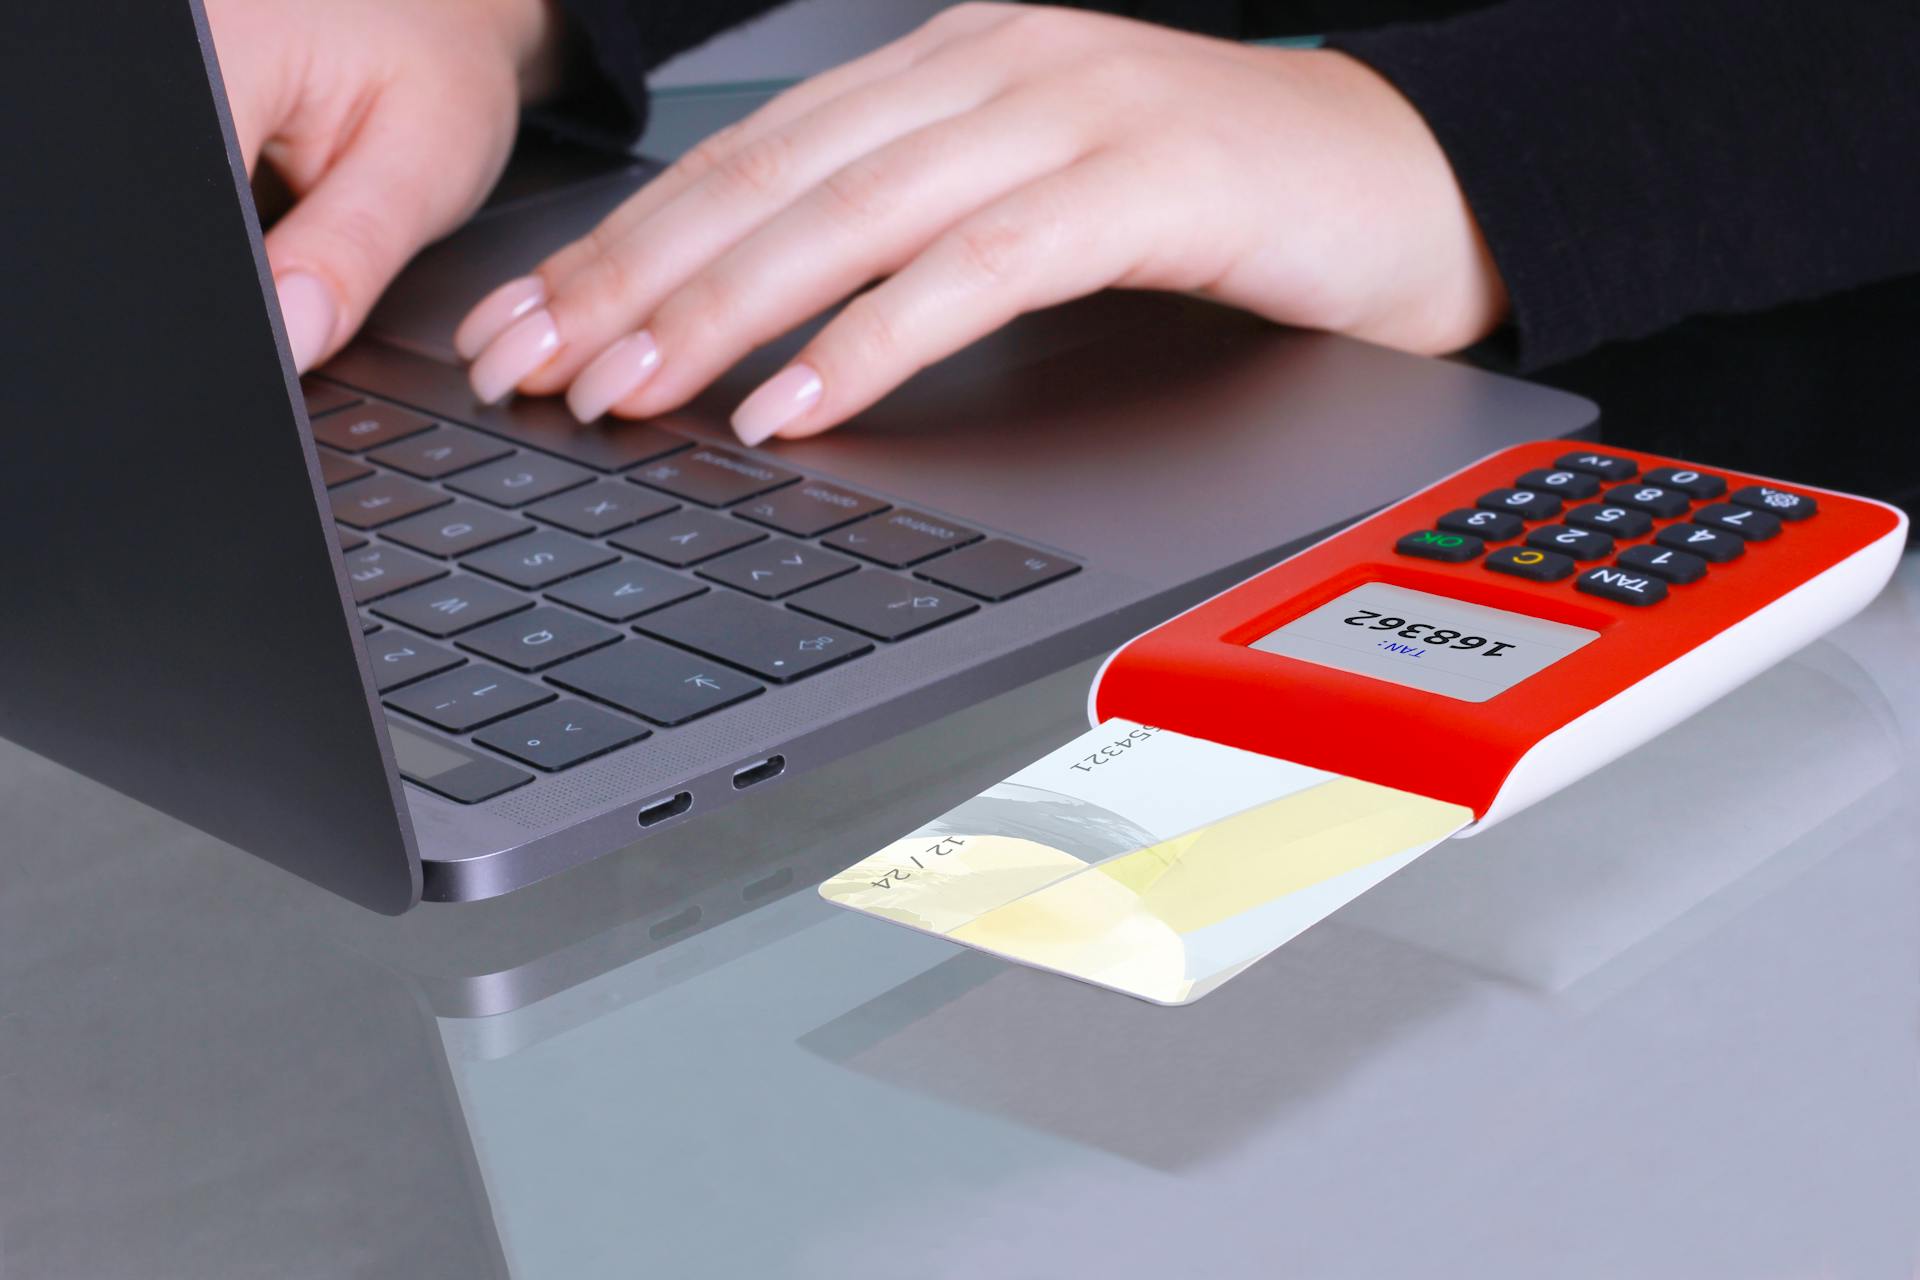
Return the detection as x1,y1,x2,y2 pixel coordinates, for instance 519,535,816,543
474,38,1017,402
528,1,1021,292
266,96,506,371
730,152,1165,444
587,85,1096,422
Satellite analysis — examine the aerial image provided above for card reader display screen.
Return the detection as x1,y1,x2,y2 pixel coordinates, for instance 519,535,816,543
1250,582,1599,702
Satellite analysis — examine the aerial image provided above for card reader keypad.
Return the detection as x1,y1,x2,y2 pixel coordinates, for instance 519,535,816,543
1392,449,1816,614
305,379,1079,801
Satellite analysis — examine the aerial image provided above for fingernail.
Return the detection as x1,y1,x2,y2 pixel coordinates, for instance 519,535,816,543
454,276,548,361
732,363,822,446
469,309,560,405
276,272,337,373
567,331,661,423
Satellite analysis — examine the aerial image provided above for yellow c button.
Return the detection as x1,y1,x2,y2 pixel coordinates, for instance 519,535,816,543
1512,549,1546,565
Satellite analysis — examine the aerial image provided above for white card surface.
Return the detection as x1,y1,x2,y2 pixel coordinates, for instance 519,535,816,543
821,721,1472,1004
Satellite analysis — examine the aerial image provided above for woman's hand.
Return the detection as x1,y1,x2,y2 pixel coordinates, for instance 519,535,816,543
456,3,1506,445
208,0,560,371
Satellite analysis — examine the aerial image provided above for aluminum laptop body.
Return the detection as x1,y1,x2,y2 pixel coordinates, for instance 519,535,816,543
0,0,1596,912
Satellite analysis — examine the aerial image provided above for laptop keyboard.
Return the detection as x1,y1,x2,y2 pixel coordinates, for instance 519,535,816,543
304,379,1081,803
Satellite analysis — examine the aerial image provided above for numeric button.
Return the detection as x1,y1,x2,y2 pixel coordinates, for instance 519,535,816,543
1644,467,1726,499
1603,483,1691,519
1485,546,1575,581
1516,468,1601,500
1476,488,1561,520
1565,503,1653,538
1618,544,1707,584
1395,530,1482,562
1654,523,1746,563
1575,566,1668,606
1696,502,1782,541
1557,451,1638,481
362,630,464,692
1730,485,1817,521
1524,524,1613,561
1436,508,1522,541
385,664,554,732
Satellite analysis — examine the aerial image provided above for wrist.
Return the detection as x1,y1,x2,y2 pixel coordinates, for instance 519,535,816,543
1289,48,1509,355
486,0,567,104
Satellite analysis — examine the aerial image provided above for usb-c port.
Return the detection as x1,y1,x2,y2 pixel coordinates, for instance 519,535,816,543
731,755,786,790
636,791,693,827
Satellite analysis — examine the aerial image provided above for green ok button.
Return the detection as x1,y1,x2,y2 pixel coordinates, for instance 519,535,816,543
1395,528,1484,563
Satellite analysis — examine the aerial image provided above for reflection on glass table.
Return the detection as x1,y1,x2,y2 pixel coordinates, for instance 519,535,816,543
421,558,1920,1280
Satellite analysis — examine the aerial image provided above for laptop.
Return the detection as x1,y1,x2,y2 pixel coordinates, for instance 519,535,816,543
0,0,1596,913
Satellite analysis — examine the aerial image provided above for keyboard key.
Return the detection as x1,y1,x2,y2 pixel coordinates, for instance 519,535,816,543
386,717,531,803
527,480,676,537
1476,488,1561,521
311,403,436,453
821,509,983,567
1603,483,1691,519
1576,565,1668,605
1644,466,1726,500
461,529,616,589
735,481,888,537
447,453,594,508
383,502,532,558
1436,508,1523,541
1485,546,1575,581
369,424,513,479
1394,529,1482,562
1565,503,1654,538
1730,485,1817,521
548,638,763,725
1557,451,1638,481
917,539,1081,601
1654,522,1746,563
789,570,979,640
338,529,368,552
371,575,533,637
474,700,649,771
363,630,465,692
385,664,553,732
546,560,706,622
610,508,765,567
1516,467,1601,500
455,605,621,671
638,592,873,682
341,543,448,604
329,473,452,529
630,446,799,506
1524,524,1614,561
1696,502,1782,541
698,538,858,599
1618,544,1707,584
461,410,689,473
317,448,373,487
361,617,382,634
302,378,361,417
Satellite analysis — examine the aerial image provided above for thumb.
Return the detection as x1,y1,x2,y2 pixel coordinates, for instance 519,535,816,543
264,104,496,372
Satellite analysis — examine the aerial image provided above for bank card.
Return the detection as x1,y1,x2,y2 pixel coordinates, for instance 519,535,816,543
820,720,1473,1005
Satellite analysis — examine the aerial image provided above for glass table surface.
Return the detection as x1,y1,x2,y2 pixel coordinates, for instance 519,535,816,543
3,553,1917,1280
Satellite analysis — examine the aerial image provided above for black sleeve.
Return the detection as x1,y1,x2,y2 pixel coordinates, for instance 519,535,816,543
1326,0,1920,370
534,0,796,147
